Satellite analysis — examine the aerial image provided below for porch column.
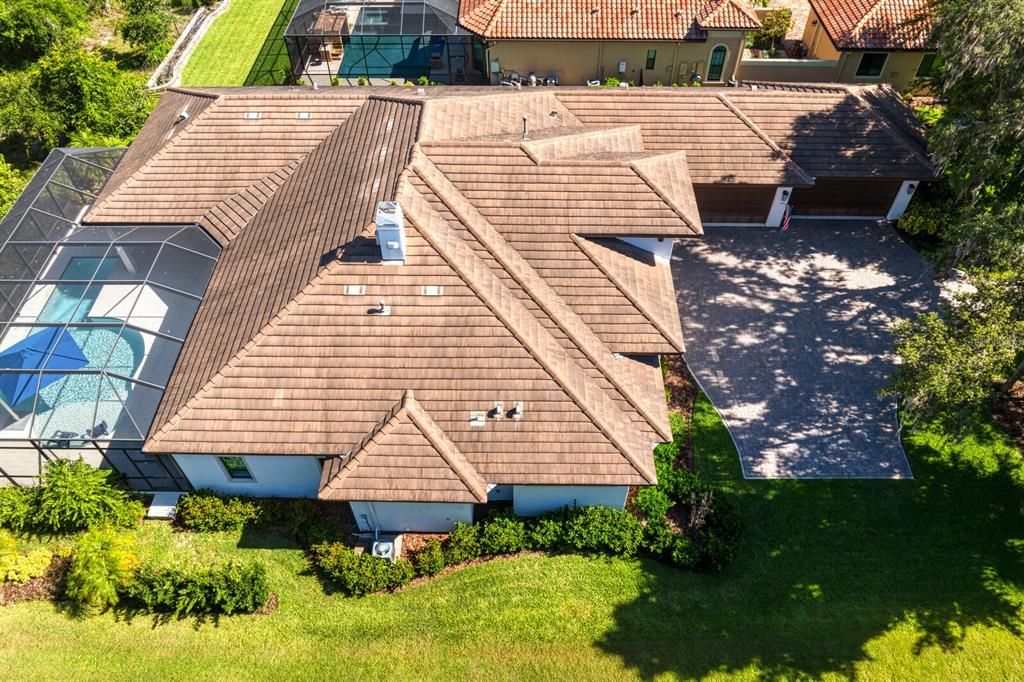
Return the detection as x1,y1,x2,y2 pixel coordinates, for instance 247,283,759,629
765,186,793,227
886,181,919,220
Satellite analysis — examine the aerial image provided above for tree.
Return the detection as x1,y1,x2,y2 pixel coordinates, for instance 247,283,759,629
0,155,31,222
118,0,173,66
0,68,64,161
749,10,793,54
886,0,1024,422
0,0,87,68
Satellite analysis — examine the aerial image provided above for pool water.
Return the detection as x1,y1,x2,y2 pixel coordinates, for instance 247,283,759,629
38,257,118,324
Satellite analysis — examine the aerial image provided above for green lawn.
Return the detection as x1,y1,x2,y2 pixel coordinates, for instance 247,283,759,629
180,0,295,87
1,396,1022,680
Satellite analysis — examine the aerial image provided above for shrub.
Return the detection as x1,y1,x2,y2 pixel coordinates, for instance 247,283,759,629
478,514,526,555
603,77,621,88
563,506,643,557
412,538,445,577
525,515,564,551
33,459,142,533
125,561,269,615
0,486,36,532
64,528,139,610
175,490,260,532
633,487,674,520
312,543,414,596
0,529,52,585
669,535,699,570
640,518,674,556
443,522,481,565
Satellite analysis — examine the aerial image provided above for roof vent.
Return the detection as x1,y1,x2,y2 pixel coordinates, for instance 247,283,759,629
469,411,487,427
296,111,312,119
630,6,639,14
375,201,407,264
244,111,261,120
421,284,443,296
343,284,366,295
510,401,524,420
590,6,599,13
368,299,390,315
489,401,504,419
176,108,190,124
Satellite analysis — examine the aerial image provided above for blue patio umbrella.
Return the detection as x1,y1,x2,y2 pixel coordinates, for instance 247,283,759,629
0,328,89,409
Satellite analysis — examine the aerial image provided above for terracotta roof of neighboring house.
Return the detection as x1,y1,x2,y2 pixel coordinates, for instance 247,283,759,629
809,0,934,51
722,85,935,178
84,84,934,502
319,391,489,503
458,0,759,40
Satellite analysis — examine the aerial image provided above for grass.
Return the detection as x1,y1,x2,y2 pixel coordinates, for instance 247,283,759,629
1,395,1023,680
180,0,295,87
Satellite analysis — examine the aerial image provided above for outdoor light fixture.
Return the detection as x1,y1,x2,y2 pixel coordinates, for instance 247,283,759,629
781,189,791,201
907,183,918,194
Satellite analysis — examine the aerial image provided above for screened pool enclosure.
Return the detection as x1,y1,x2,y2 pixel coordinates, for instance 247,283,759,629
0,148,220,490
285,0,487,84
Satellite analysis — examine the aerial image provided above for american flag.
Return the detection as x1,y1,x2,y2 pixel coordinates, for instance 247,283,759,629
780,203,792,232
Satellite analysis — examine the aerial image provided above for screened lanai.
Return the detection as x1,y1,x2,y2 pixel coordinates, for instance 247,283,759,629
0,148,220,490
284,0,486,85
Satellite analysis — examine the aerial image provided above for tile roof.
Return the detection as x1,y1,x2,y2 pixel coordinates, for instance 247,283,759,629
722,86,935,178
319,391,489,503
82,84,935,502
809,0,934,50
87,89,369,225
458,0,759,40
555,89,814,185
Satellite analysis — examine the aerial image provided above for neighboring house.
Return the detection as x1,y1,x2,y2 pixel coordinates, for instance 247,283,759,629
460,0,761,85
798,0,937,91
0,85,933,532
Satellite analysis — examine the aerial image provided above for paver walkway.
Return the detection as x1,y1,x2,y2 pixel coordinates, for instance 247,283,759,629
673,220,938,478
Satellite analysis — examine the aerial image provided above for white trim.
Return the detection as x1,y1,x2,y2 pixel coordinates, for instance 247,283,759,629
706,43,729,82
790,215,886,221
703,222,768,228
854,51,889,79
886,180,919,220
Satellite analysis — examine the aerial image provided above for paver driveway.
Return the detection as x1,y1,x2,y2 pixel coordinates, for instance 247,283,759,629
673,220,938,478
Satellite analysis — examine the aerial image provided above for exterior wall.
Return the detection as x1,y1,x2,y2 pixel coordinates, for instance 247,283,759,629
487,33,746,85
802,9,842,61
835,50,927,92
349,501,474,532
737,58,839,83
512,485,629,516
172,454,322,497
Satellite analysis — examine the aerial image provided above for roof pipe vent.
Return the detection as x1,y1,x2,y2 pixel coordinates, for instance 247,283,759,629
375,201,407,264
522,115,529,140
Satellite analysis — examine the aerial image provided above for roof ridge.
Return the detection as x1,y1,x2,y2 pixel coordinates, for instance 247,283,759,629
412,150,672,441
403,392,488,502
165,86,222,100
198,159,303,246
715,93,815,186
848,89,936,172
571,234,685,354
628,152,703,235
398,171,658,482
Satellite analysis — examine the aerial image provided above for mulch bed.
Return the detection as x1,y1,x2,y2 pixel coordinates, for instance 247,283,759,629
992,383,1024,455
0,555,69,607
664,353,699,415
401,533,448,556
254,592,279,616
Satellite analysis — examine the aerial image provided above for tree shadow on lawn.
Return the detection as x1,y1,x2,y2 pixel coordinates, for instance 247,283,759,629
600,418,1024,679
243,0,300,86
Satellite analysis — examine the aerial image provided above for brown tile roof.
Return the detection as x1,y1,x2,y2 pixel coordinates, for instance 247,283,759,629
319,391,489,503
458,0,759,40
87,89,369,225
809,0,934,51
722,86,936,178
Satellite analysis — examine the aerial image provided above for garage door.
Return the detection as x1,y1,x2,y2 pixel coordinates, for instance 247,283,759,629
694,185,776,224
791,178,901,217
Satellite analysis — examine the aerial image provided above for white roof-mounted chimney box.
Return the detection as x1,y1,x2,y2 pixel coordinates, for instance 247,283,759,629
375,201,407,264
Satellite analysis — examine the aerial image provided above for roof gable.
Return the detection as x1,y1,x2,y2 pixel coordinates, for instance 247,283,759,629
320,391,488,503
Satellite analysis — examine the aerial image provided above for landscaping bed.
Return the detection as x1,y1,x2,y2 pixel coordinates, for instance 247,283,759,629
992,382,1024,457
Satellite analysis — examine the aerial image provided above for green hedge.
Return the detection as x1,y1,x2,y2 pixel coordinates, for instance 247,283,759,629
175,491,338,546
311,543,415,596
123,561,269,615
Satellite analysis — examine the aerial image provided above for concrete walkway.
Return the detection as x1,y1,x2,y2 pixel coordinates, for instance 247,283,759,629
673,221,938,479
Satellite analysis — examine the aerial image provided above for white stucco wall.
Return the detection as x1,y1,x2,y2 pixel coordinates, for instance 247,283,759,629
512,485,630,516
618,236,674,263
172,454,321,498
350,501,474,533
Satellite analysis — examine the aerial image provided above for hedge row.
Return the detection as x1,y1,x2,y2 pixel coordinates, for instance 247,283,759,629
59,527,269,616
175,491,339,547
0,460,144,534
